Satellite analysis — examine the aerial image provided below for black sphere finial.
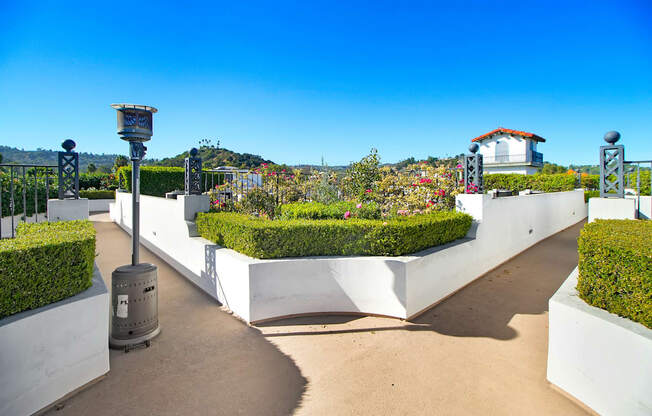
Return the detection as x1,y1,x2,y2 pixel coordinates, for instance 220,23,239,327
604,131,621,144
189,147,198,157
469,143,479,154
62,139,76,152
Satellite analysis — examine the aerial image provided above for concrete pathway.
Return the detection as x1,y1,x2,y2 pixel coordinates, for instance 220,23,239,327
48,215,588,415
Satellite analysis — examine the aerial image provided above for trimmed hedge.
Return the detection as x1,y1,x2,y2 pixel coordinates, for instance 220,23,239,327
581,174,599,191
577,220,651,328
628,170,651,196
484,173,576,193
584,190,600,203
79,189,115,199
118,166,185,197
196,211,472,259
0,220,96,319
278,201,381,220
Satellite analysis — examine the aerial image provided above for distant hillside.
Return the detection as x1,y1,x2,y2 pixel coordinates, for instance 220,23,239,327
0,145,119,171
154,146,274,169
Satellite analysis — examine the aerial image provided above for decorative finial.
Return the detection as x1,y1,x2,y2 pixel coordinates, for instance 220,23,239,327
62,139,76,152
189,147,198,157
604,131,620,144
468,143,479,154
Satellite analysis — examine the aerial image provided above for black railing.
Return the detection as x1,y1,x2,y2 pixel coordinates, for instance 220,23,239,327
532,151,543,164
482,153,543,165
0,164,57,239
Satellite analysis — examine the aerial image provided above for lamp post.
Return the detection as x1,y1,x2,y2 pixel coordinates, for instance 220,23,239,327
109,104,160,351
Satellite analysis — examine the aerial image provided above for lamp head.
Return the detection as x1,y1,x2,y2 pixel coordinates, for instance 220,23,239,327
111,103,158,142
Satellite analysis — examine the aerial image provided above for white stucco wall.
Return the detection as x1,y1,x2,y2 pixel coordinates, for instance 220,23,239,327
477,134,528,160
88,198,114,212
547,268,652,416
484,165,539,175
588,197,637,222
111,190,586,323
0,265,109,416
47,198,89,221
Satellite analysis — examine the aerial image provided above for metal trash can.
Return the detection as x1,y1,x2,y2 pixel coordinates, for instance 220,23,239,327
109,263,160,349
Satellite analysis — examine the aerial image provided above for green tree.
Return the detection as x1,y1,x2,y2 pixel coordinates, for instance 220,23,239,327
541,162,566,174
87,163,97,173
343,148,381,200
113,155,129,172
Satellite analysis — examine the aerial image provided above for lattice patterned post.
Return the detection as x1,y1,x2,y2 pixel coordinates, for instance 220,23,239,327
464,143,483,194
58,139,79,200
599,131,625,198
184,148,202,195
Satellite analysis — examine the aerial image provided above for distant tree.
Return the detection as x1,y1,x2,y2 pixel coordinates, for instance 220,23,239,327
97,165,112,174
87,163,97,173
113,155,129,172
540,162,567,174
0,153,3,164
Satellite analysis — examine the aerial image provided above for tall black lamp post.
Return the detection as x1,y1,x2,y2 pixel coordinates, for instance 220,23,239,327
109,104,161,351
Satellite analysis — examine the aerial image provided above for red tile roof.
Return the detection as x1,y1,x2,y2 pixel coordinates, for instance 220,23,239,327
472,127,546,143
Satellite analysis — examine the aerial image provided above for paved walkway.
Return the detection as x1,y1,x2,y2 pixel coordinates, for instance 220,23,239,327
49,215,588,415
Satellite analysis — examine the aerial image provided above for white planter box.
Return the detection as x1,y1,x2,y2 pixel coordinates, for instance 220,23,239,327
47,198,89,221
0,265,110,416
88,198,115,213
547,267,652,416
111,191,587,324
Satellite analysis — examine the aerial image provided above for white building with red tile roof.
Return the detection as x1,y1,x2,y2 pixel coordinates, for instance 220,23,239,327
472,127,545,175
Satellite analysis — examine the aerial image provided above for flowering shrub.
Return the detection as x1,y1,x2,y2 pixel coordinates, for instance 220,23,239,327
375,163,462,214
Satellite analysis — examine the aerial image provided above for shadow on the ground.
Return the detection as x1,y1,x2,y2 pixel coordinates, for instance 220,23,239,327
263,221,583,341
49,220,308,416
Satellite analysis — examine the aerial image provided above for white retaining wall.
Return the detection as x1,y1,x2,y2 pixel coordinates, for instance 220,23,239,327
547,268,652,416
89,198,114,212
110,190,587,323
0,265,110,416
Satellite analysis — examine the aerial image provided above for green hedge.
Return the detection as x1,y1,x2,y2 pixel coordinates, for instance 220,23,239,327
484,173,576,193
0,220,96,319
196,211,472,259
577,220,651,328
278,201,381,220
584,190,600,203
79,172,116,190
628,170,651,196
79,189,115,199
581,174,599,191
118,166,185,197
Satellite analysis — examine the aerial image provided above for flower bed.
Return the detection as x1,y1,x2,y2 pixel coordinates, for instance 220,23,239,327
196,211,472,259
577,219,651,328
0,220,96,318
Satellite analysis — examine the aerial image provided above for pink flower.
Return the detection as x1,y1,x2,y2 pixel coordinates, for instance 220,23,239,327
457,164,462,169
356,203,362,209
382,221,388,226
344,211,351,219
365,189,372,193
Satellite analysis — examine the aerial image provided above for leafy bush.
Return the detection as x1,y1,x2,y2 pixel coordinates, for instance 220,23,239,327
581,174,599,190
0,220,96,319
79,172,117,190
279,201,381,220
584,190,600,203
196,211,472,259
484,173,576,193
0,173,55,217
628,170,651,196
79,189,115,199
118,166,185,197
239,188,277,217
577,220,651,328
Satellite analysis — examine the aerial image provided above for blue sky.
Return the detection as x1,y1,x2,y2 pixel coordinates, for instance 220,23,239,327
1,1,650,166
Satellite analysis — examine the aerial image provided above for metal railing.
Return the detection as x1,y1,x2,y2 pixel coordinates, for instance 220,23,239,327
1,164,57,239
482,152,543,165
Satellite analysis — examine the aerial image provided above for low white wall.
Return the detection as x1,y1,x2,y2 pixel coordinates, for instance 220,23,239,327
88,198,114,212
588,197,636,223
0,265,110,416
111,190,587,323
547,268,652,416
47,198,89,221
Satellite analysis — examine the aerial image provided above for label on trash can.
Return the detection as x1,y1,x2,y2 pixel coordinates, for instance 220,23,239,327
117,295,128,318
